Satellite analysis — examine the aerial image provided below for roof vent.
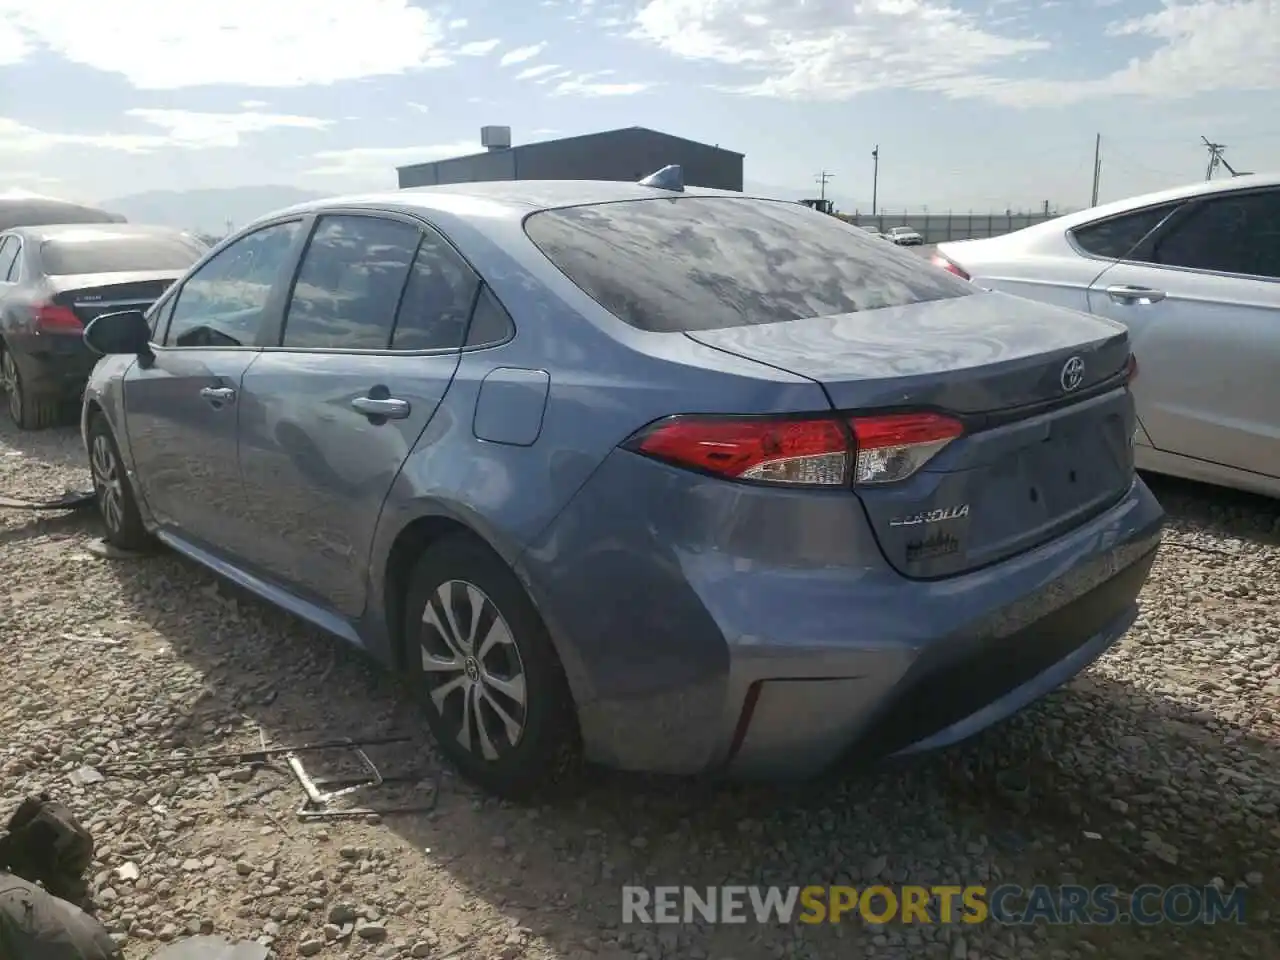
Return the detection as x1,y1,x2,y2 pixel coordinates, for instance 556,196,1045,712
481,125,512,152
638,164,684,192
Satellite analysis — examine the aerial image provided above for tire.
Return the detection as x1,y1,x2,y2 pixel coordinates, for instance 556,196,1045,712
86,414,152,551
402,534,580,799
0,344,62,430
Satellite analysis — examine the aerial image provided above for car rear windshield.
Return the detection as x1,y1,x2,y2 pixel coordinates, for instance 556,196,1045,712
39,233,205,276
523,197,972,332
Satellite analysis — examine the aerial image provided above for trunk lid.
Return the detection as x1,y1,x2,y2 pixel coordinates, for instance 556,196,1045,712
686,291,1136,578
48,270,181,325
684,291,1129,413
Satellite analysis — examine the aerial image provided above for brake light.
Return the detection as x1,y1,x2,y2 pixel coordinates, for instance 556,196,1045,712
34,303,83,333
626,411,964,486
930,253,970,281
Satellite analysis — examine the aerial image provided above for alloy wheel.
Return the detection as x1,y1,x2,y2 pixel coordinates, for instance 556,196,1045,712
90,433,124,533
1,351,20,424
419,580,527,761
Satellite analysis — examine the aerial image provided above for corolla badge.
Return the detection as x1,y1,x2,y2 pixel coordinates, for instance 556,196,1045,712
1060,355,1086,392
888,504,970,527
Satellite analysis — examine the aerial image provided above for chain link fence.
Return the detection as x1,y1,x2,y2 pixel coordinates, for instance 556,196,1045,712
843,211,1061,243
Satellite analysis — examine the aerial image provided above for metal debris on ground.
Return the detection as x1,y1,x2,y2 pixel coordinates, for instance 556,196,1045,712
0,489,96,511
148,934,270,960
99,736,440,821
286,742,438,821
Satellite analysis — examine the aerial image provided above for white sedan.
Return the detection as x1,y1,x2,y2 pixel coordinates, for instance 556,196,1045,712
887,226,924,246
931,173,1280,499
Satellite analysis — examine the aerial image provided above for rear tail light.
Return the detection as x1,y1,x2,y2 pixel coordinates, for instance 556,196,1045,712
930,253,970,281
33,303,83,333
849,412,964,484
1125,353,1139,383
626,411,964,487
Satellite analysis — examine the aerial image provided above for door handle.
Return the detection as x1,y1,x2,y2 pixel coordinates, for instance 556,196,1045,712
199,386,236,405
351,395,410,420
1105,284,1166,305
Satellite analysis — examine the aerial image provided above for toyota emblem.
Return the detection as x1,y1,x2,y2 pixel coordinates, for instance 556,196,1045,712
1060,356,1085,392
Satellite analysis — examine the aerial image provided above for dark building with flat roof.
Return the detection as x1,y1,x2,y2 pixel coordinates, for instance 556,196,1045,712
397,126,744,192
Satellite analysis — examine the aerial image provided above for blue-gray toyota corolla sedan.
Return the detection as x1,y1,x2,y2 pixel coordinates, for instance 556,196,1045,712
79,177,1164,797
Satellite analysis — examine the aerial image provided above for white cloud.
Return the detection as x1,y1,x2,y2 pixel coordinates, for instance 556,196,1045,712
0,18,28,64
630,0,1280,107
1097,1,1278,98
631,0,1048,100
303,140,478,182
499,43,547,66
0,117,155,154
240,100,269,109
126,109,331,147
515,63,563,80
458,38,501,56
0,0,455,88
551,71,654,96
535,69,576,85
407,102,431,114
0,109,330,155
941,0,1279,105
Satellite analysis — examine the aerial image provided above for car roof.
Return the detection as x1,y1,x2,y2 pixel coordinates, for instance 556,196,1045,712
265,179,781,225
1047,171,1280,230
5,222,189,242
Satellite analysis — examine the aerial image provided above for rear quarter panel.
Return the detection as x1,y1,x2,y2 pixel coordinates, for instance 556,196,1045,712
363,207,831,678
941,230,1103,314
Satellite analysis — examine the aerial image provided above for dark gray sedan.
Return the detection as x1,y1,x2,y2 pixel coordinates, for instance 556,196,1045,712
0,223,205,428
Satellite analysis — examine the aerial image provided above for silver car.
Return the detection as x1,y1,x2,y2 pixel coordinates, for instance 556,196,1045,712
932,174,1280,499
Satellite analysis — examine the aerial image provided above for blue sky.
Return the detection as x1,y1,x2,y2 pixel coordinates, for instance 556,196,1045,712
0,0,1276,213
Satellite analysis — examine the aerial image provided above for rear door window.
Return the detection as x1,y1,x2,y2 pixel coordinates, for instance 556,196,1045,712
1150,190,1280,279
388,228,480,351
282,215,420,350
523,197,973,333
1069,204,1179,260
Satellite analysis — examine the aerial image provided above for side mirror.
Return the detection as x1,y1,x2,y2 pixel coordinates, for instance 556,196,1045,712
83,309,152,357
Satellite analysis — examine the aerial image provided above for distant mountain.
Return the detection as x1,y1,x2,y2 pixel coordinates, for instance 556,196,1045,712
99,186,327,234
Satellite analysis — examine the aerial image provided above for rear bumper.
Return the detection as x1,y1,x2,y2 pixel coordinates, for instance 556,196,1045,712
521,450,1163,778
6,332,97,399
729,545,1153,777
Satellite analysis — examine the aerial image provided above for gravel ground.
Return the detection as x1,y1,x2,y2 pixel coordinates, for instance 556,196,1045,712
1,420,1277,960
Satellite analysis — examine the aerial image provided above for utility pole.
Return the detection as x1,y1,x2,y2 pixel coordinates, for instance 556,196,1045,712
1043,199,1050,216
815,170,834,204
1090,134,1101,207
1202,137,1226,180
1199,136,1252,179
871,145,879,217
